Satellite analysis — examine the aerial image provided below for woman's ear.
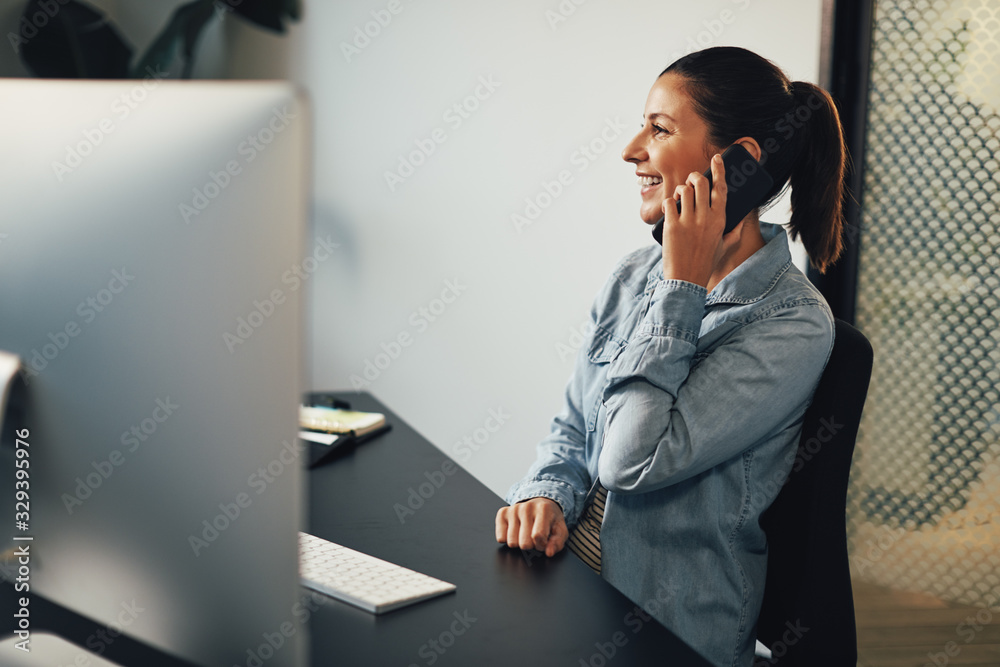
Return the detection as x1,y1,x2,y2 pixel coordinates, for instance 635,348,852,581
733,137,763,162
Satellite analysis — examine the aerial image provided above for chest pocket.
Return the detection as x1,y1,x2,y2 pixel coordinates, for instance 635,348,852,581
585,326,625,433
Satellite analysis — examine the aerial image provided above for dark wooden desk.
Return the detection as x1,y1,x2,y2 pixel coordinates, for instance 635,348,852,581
306,391,711,666
0,392,712,666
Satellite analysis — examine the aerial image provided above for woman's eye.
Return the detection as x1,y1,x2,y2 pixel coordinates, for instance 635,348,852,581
651,124,669,135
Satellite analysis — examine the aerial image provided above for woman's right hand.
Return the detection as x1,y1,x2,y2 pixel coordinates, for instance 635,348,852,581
495,497,568,557
661,152,737,288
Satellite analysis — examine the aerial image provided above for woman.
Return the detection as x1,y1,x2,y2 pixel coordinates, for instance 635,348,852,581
495,46,846,667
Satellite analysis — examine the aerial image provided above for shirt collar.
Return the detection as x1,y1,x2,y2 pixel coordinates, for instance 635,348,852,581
647,223,793,305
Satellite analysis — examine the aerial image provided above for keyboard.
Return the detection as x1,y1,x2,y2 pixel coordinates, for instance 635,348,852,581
299,532,456,614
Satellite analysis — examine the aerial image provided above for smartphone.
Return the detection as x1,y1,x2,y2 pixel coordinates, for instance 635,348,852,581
651,143,774,244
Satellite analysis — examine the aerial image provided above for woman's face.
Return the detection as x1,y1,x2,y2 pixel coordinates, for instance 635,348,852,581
621,73,720,224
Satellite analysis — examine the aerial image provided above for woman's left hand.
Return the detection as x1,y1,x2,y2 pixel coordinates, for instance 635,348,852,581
660,153,744,288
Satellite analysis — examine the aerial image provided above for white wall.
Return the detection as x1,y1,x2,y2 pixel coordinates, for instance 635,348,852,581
1,0,822,497
296,0,825,496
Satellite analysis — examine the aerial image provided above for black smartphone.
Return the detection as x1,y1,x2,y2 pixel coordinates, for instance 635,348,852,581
651,143,774,244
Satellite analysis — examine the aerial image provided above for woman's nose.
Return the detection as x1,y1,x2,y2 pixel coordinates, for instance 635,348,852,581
622,131,645,163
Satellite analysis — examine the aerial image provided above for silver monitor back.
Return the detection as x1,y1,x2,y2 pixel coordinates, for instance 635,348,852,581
0,79,308,667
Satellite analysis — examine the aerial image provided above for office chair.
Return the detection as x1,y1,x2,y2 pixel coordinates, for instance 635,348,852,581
754,318,874,666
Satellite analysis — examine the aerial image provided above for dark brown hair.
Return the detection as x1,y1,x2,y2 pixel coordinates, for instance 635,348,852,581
662,47,846,273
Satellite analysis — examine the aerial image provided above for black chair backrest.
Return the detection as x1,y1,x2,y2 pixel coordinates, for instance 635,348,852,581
755,319,874,666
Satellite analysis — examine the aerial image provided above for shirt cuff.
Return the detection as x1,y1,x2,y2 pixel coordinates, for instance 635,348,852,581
640,279,706,340
601,280,705,394
505,477,582,524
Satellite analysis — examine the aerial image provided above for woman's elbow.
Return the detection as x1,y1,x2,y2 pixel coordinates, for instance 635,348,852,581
597,451,646,494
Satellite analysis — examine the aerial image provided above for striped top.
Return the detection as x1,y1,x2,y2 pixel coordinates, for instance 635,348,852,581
566,483,608,574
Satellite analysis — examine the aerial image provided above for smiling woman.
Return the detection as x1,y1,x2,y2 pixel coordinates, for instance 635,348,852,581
495,46,848,667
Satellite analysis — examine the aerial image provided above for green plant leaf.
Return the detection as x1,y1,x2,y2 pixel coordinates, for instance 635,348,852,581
130,0,217,79
18,0,132,78
219,0,302,33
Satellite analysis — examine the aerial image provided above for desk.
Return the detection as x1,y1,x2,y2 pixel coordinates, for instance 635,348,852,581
0,392,712,666
308,391,712,666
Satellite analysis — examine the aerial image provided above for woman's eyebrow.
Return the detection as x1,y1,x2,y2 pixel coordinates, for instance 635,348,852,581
646,112,677,124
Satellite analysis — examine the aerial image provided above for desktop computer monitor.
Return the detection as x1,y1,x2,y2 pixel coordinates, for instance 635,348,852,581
0,78,309,666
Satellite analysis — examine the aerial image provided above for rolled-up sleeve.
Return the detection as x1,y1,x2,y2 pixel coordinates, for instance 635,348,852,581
505,373,591,523
597,279,833,494
505,306,603,524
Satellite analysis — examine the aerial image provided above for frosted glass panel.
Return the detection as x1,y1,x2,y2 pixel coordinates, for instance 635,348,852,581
851,0,1000,610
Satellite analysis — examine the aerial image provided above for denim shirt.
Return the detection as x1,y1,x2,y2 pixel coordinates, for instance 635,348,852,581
506,223,834,667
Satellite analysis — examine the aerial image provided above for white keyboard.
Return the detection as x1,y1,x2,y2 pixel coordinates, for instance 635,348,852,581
299,531,456,614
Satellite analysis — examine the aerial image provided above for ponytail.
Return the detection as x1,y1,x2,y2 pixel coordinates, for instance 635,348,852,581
786,82,846,273
662,48,848,273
